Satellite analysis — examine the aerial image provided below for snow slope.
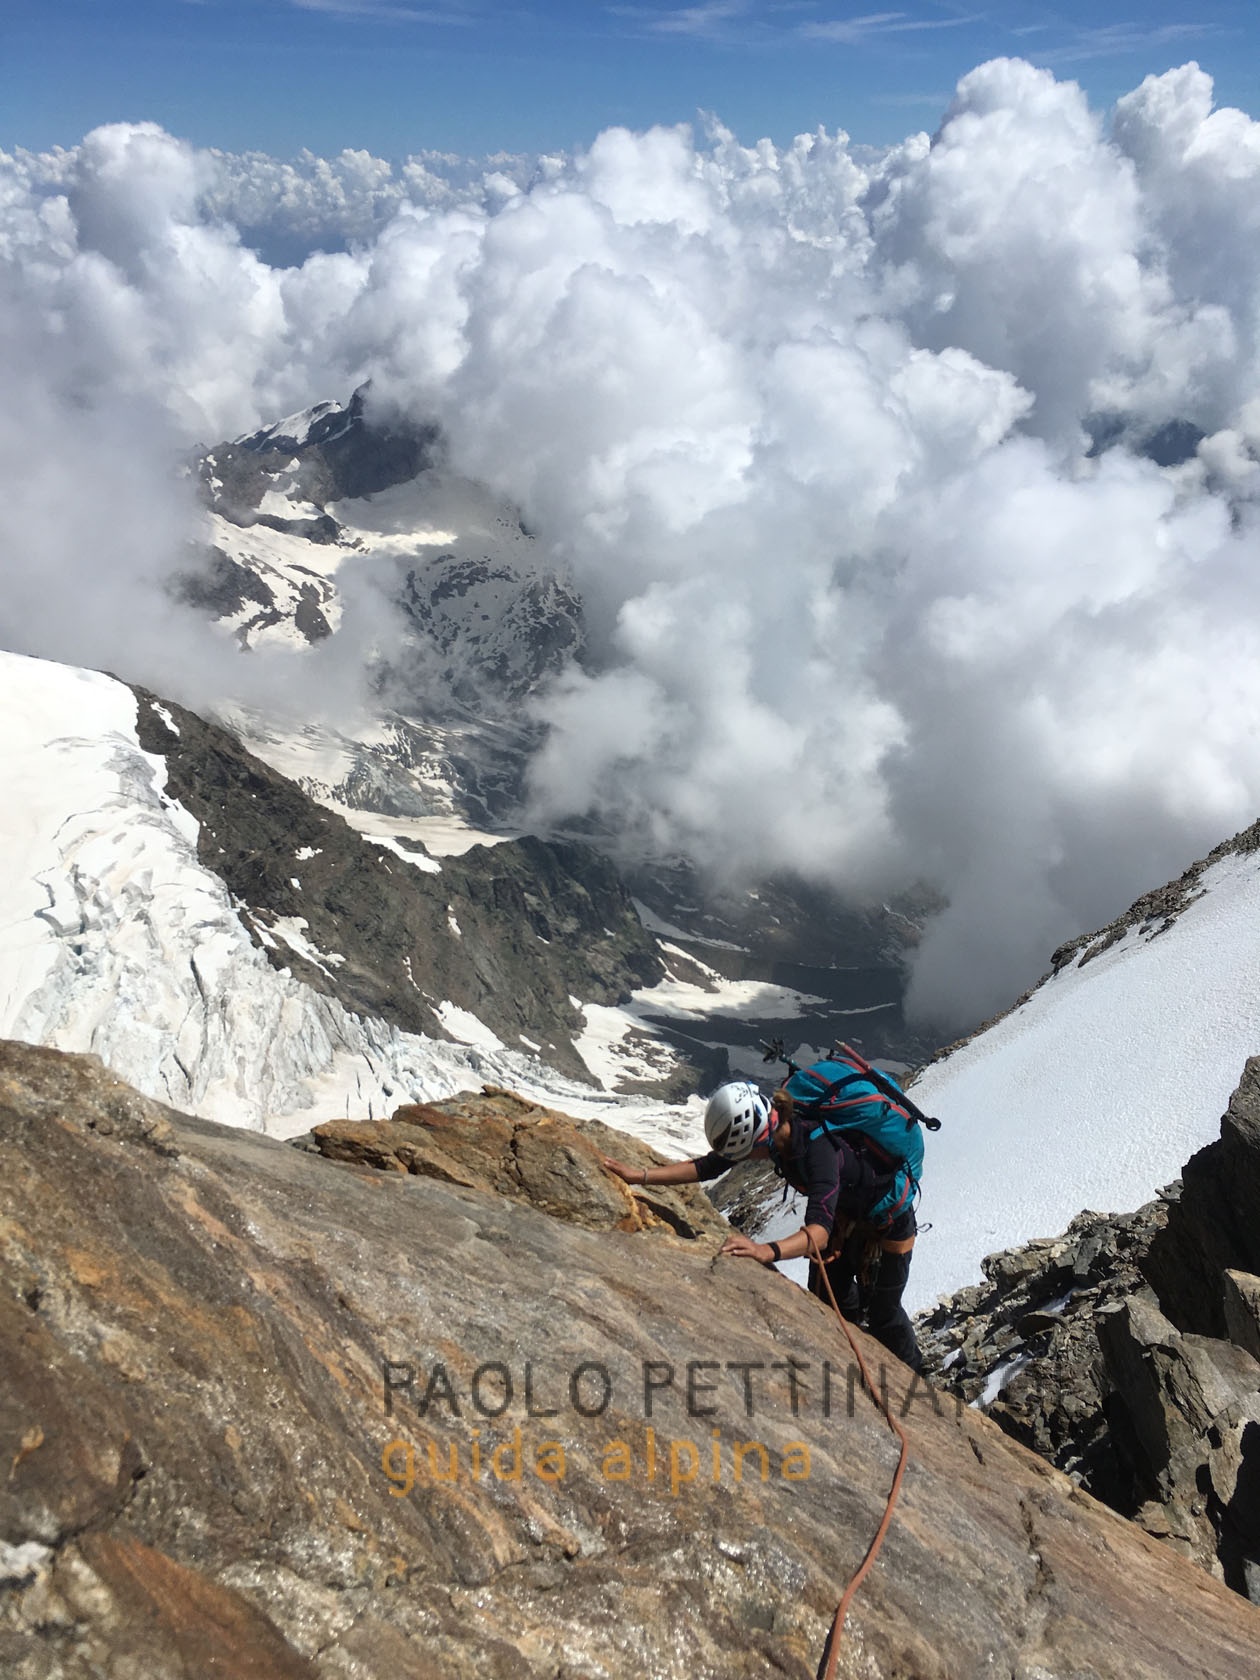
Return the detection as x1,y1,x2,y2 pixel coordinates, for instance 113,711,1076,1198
906,843,1260,1310
208,510,345,649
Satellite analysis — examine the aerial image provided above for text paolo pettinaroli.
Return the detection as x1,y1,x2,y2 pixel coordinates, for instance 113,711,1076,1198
377,1354,957,1498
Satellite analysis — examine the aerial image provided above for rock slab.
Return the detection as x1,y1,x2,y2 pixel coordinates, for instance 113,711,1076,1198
1,1039,1257,1678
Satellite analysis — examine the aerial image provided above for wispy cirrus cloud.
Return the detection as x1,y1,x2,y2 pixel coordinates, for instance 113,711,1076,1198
607,1,757,37
802,9,980,44
1032,21,1211,66
289,0,479,21
608,1,985,44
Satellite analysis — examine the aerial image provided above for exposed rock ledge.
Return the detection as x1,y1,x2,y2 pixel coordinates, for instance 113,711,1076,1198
2,1038,1257,1678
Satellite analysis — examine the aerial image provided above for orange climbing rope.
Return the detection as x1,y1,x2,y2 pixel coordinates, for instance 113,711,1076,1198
806,1233,911,1680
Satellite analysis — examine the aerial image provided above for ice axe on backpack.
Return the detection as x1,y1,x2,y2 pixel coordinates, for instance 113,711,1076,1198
759,1036,942,1133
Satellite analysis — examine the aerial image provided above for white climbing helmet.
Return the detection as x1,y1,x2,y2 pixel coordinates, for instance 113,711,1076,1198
704,1081,772,1161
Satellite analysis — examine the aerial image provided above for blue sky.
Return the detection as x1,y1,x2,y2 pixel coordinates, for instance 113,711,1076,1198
3,0,1256,158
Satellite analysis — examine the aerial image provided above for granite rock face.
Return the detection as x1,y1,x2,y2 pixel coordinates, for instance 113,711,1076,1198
916,1199,1171,1509
919,1057,1260,1600
2,1038,1258,1679
1096,1291,1260,1582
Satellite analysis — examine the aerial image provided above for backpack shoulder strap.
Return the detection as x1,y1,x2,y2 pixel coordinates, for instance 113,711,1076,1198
794,1064,869,1112
832,1041,943,1133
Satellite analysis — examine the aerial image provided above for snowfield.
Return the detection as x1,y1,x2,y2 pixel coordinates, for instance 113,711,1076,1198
906,847,1260,1309
572,942,830,1090
209,508,346,649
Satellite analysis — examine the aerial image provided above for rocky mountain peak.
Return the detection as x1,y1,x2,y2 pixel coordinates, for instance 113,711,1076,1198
210,384,442,520
183,385,584,718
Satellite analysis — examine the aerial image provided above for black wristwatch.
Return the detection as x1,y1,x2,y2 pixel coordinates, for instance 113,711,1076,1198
767,1241,782,1263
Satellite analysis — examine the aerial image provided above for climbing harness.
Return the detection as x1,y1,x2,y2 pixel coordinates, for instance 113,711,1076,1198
807,1229,910,1680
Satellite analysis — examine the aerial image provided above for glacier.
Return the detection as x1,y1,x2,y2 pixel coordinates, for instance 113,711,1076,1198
0,648,710,1143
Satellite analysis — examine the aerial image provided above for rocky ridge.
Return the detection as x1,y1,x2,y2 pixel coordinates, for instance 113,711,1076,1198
917,1056,1260,1600
132,686,664,1082
3,1036,1259,1678
1048,815,1260,979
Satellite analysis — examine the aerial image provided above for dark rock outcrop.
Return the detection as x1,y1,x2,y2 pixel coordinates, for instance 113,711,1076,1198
1225,1269,1260,1362
3,1037,1258,1678
206,387,442,519
131,689,663,1081
1096,1289,1260,1584
1143,1055,1260,1338
916,1197,1171,1508
919,1057,1260,1600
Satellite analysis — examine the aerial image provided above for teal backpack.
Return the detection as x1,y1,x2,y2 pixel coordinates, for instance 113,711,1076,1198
780,1043,935,1227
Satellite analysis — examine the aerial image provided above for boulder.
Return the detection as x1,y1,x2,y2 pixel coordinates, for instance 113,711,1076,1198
310,1087,729,1240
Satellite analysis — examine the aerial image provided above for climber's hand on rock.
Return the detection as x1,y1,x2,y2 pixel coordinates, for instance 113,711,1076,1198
601,1156,640,1182
720,1232,772,1263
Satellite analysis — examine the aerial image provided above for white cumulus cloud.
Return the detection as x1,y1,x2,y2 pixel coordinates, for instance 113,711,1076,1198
2,60,1260,1030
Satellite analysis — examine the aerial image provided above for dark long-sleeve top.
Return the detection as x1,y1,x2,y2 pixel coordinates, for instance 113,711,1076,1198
694,1131,894,1236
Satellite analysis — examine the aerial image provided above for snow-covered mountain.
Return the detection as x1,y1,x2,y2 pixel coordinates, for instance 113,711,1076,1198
180,389,585,837
904,821,1260,1310
193,394,576,690
181,389,936,1065
8,635,1260,1329
0,646,872,1164
1,648,643,1130
3,651,463,1129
